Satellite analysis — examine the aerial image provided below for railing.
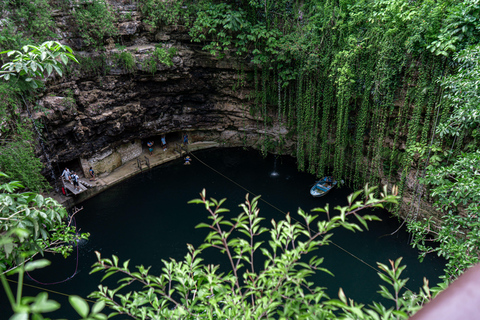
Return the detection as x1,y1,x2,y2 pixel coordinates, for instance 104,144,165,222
144,156,150,169
174,142,189,156
137,156,151,171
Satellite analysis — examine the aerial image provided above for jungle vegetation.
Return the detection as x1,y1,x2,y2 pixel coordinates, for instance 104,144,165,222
1,0,480,318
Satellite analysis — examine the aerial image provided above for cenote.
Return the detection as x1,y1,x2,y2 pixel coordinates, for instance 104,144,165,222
5,147,446,318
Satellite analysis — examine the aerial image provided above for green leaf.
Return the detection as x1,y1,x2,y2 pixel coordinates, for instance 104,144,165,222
195,222,211,229
69,295,90,318
10,312,28,320
25,259,51,272
324,299,346,308
45,64,53,76
30,292,61,313
91,300,105,314
60,54,68,65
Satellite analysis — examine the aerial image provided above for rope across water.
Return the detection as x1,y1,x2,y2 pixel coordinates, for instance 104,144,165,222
189,152,383,275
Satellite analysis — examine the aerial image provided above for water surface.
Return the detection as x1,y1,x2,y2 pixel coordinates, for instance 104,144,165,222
3,147,445,318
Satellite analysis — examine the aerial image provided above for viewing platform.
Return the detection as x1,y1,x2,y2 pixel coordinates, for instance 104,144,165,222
51,141,220,207
60,177,94,196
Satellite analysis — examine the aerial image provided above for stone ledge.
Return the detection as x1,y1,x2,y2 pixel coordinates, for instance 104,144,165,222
49,141,219,208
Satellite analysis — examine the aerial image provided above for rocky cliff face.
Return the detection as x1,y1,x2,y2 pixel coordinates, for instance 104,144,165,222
32,3,291,176
24,2,437,222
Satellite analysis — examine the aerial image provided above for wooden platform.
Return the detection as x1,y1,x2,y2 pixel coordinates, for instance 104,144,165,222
61,179,88,196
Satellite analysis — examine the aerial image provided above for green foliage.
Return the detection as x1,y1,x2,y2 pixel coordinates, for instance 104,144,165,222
0,82,49,191
0,131,50,193
0,23,29,53
86,186,448,319
0,174,92,319
1,0,56,45
0,41,77,191
76,54,110,76
1,260,62,318
410,149,480,278
117,51,136,73
0,40,78,90
437,45,480,138
428,0,480,57
153,46,177,67
0,173,89,271
142,46,177,74
1,260,105,320
0,81,21,132
138,0,191,29
0,84,49,193
70,295,107,320
405,44,480,280
73,0,118,48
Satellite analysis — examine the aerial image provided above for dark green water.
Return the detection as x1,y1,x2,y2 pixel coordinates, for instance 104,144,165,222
2,147,445,318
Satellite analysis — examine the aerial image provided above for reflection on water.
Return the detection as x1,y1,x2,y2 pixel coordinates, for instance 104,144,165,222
2,147,446,319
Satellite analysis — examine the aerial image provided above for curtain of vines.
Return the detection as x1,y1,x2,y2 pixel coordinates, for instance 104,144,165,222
248,0,448,209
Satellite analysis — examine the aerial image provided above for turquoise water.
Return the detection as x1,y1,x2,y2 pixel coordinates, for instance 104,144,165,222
2,147,446,318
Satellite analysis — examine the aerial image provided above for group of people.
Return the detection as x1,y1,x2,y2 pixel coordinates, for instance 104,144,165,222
146,133,189,156
147,134,171,155
61,168,80,191
61,166,96,192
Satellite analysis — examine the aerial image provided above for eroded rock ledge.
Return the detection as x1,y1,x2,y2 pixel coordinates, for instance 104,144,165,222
33,11,291,179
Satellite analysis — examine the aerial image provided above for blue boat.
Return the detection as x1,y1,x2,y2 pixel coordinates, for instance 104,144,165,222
310,176,337,197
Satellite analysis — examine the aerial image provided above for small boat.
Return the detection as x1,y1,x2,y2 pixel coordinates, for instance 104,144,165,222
310,176,337,197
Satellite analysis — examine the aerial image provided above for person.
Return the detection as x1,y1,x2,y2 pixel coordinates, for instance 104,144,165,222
161,135,167,151
147,140,154,155
89,167,96,181
184,155,191,165
72,171,80,191
61,167,71,182
183,133,189,145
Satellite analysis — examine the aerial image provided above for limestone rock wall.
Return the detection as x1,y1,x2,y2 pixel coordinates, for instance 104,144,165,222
79,139,142,177
33,2,293,176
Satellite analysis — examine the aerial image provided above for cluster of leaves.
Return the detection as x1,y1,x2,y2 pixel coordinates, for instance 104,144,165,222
407,44,480,280
138,0,192,30
0,124,50,193
188,1,286,60
0,24,30,54
2,258,107,320
142,46,177,74
0,0,57,50
0,172,92,320
75,54,111,76
436,45,480,139
72,0,118,49
153,46,177,67
408,209,480,280
116,51,136,73
0,41,78,89
0,173,88,271
428,0,480,57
